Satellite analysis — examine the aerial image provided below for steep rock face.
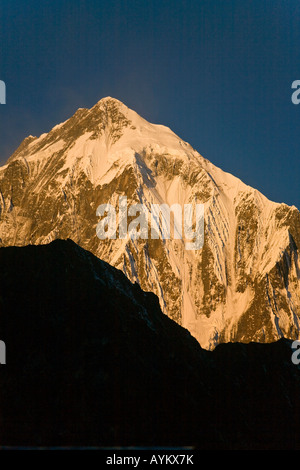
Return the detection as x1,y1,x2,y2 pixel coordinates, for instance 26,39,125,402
0,97,299,349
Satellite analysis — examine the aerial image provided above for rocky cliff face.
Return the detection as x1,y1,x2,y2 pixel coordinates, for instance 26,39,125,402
0,97,299,349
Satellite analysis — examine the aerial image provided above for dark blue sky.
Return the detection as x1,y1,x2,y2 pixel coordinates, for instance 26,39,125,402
1,0,300,208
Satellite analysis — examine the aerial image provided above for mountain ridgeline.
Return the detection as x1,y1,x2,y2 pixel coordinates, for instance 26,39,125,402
0,240,300,449
0,97,299,349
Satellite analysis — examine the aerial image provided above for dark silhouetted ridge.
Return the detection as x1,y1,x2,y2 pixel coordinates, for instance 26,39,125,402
0,239,300,450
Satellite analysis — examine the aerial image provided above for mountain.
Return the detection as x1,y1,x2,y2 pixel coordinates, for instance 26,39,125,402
0,239,300,450
0,97,299,349
0,239,207,447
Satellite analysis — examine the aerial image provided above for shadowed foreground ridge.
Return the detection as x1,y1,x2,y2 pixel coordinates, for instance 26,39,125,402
0,239,300,450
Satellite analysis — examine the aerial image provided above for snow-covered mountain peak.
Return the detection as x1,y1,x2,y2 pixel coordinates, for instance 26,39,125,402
7,97,194,167
1,97,300,349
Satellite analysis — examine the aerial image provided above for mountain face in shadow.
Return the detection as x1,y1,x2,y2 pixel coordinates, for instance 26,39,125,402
0,239,300,450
